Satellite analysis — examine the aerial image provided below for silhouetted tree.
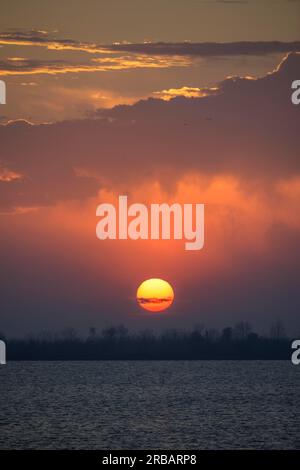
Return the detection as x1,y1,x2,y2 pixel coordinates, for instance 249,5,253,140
88,327,97,340
270,320,286,339
221,327,233,342
61,327,78,341
233,321,252,340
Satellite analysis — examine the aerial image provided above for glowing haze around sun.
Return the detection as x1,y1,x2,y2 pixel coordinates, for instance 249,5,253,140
136,278,174,312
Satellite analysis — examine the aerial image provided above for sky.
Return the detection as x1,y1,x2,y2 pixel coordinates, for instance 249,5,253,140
0,0,299,336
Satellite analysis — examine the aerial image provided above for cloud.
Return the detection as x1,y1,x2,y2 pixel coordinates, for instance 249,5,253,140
108,41,300,57
1,30,298,80
0,55,190,76
1,30,299,59
137,297,173,304
153,86,212,100
0,120,100,211
0,53,299,213
0,165,23,182
0,30,107,54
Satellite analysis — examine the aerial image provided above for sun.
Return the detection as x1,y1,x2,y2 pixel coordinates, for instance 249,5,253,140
136,278,174,312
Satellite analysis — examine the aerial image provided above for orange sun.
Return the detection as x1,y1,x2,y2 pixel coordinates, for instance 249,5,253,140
136,278,174,312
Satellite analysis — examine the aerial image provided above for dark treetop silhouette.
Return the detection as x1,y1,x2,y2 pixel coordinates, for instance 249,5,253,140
0,321,293,360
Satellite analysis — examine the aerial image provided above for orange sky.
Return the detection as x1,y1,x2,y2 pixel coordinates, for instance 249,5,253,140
0,2,299,336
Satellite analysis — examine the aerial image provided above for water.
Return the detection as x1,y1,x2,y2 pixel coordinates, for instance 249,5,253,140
0,361,299,449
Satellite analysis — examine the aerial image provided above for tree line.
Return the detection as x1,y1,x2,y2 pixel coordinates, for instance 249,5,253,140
0,320,294,360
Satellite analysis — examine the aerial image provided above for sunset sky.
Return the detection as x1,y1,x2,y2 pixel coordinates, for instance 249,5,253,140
0,0,299,336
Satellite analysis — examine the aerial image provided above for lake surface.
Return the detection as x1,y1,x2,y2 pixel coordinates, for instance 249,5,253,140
0,361,299,449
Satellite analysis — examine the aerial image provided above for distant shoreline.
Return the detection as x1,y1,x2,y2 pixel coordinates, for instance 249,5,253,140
4,358,291,361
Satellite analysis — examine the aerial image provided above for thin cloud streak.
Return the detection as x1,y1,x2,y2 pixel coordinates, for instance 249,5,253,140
1,30,299,57
0,56,190,76
108,41,300,57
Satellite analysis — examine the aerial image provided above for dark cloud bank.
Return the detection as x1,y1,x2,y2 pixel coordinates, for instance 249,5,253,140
0,53,299,211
